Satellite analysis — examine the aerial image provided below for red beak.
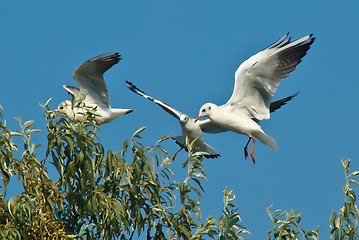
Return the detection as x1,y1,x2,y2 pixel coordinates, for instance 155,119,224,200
194,115,202,122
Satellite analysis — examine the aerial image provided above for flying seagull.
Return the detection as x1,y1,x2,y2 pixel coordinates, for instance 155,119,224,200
195,33,314,164
126,81,221,167
57,53,134,128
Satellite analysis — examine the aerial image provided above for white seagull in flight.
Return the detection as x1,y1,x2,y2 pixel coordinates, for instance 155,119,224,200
58,53,134,126
195,33,315,164
126,81,221,167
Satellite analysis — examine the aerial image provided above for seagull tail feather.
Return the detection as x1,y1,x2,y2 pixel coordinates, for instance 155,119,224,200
253,131,278,151
111,108,134,119
201,143,221,159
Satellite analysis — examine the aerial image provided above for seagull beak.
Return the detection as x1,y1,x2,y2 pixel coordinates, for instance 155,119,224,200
194,115,202,122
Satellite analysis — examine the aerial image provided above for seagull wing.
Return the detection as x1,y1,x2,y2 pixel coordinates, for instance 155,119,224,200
72,53,121,108
63,85,81,98
126,81,182,120
270,91,299,113
227,34,314,120
199,119,228,134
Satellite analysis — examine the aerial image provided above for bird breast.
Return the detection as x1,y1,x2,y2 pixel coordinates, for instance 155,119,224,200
181,122,203,141
208,108,261,135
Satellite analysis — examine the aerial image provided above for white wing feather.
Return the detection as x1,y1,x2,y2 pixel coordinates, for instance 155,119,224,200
227,34,314,120
72,53,121,108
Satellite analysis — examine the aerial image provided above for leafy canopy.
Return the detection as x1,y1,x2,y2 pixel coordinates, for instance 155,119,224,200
0,101,248,239
0,100,357,239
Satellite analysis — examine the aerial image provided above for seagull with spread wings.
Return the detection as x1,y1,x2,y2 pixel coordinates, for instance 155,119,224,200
195,33,314,164
58,53,134,127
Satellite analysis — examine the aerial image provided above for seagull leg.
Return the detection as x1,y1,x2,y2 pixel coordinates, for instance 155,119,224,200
244,137,252,159
91,127,98,140
249,136,256,164
171,147,184,161
182,156,191,168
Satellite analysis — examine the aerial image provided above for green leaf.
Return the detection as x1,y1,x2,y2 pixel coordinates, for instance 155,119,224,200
132,127,146,139
10,131,22,136
349,179,359,188
349,171,359,177
23,120,35,130
335,216,343,228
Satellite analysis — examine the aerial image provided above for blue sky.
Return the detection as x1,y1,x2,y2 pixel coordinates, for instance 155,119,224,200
1,0,359,239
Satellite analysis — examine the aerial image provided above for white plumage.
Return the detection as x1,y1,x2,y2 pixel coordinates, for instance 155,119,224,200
58,53,134,124
196,34,315,163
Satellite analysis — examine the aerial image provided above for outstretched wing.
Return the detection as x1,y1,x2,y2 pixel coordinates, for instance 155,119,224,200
126,81,182,120
72,53,121,107
227,34,314,120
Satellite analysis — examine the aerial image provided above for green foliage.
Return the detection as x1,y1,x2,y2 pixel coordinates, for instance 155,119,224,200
266,206,319,240
0,101,249,239
1,100,359,240
217,188,250,239
330,159,359,240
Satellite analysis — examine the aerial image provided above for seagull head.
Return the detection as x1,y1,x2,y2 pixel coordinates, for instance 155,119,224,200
195,103,215,122
179,114,190,125
56,100,75,118
57,100,72,113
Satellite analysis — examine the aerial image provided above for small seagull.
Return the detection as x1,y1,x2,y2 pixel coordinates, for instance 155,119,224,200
195,33,314,164
57,53,134,129
126,81,221,167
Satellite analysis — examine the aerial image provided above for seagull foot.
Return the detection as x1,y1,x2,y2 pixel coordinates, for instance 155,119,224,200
244,148,248,159
182,156,191,168
250,152,256,164
244,137,252,160
250,136,256,164
90,127,98,140
171,147,184,161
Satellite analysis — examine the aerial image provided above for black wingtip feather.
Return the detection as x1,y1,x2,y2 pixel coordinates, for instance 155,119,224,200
274,34,315,77
126,81,156,101
126,81,147,96
269,91,300,113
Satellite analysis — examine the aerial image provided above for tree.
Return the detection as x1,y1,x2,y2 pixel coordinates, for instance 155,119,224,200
0,100,356,239
0,100,249,239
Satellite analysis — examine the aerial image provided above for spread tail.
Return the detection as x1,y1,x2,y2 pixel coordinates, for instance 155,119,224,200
201,142,220,159
253,130,277,150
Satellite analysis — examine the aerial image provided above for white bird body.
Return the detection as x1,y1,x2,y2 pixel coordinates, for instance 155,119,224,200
196,34,315,163
180,116,203,140
207,104,258,135
58,53,134,124
58,100,131,124
174,114,220,157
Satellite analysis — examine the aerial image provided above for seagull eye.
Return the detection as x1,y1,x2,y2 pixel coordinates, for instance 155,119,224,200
208,106,211,110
